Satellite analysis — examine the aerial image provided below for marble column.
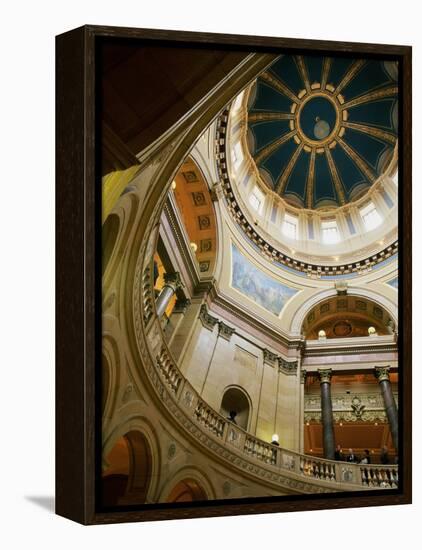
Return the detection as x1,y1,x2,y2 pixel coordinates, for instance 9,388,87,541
155,271,183,318
374,366,399,452
299,369,307,454
318,369,335,460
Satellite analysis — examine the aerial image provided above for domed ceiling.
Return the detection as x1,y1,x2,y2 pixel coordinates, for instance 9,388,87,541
247,56,398,210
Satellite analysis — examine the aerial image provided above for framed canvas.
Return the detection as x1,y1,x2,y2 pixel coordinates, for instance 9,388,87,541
56,25,412,525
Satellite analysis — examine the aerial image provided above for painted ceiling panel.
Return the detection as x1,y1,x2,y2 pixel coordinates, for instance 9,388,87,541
314,153,337,205
304,56,325,85
250,120,292,152
283,148,310,205
343,128,390,173
268,56,304,96
341,60,393,101
327,57,356,88
250,81,292,112
330,144,368,198
260,138,299,188
347,98,397,131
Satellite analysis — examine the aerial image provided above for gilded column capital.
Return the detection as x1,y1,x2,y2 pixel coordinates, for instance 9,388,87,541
374,366,391,383
199,304,219,331
278,358,298,376
163,271,183,290
218,321,236,341
318,368,332,384
263,349,278,367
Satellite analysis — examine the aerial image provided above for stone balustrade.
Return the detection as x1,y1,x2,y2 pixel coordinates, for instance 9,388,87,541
138,263,399,494
141,263,154,326
360,465,398,488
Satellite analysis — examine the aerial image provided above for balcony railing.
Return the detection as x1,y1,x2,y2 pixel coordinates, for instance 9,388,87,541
138,262,399,494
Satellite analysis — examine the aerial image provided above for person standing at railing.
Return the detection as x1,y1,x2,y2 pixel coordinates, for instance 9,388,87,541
227,410,238,424
360,450,371,464
380,445,390,464
346,448,358,463
334,444,344,461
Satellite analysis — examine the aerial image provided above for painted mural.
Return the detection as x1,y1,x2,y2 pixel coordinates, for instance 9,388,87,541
231,244,298,315
387,277,398,289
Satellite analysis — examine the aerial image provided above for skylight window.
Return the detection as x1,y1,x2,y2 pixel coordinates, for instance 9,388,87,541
282,213,298,240
360,202,382,231
249,186,265,214
321,220,340,244
232,142,243,169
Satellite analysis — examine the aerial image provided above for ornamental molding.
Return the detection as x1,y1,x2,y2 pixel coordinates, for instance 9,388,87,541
218,321,236,341
278,358,299,376
263,348,278,367
199,304,219,331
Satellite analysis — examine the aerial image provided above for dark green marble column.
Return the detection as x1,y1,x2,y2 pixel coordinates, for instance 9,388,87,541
318,369,335,460
375,367,399,452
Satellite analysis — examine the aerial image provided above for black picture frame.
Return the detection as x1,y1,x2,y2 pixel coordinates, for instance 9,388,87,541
56,25,412,525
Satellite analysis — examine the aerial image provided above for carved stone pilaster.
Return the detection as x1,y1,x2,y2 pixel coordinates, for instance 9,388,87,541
278,358,298,376
300,369,307,384
218,321,235,341
263,349,278,367
374,366,390,382
198,304,219,331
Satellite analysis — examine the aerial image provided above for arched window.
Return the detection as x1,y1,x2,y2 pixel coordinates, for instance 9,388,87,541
220,387,251,430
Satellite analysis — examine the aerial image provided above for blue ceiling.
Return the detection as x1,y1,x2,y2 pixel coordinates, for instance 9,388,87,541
247,56,398,209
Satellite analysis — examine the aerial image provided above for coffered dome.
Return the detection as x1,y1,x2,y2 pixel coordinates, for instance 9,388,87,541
246,56,398,210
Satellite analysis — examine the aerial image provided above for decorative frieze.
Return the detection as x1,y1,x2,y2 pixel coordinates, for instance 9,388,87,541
278,358,298,376
199,304,219,331
218,321,236,341
263,348,278,367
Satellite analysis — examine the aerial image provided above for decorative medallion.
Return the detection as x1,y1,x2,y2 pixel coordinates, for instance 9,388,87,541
333,320,353,337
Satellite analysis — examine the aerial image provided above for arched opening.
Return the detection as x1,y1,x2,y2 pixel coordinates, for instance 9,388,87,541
302,296,394,340
102,431,152,507
220,387,251,430
166,479,208,503
102,213,120,275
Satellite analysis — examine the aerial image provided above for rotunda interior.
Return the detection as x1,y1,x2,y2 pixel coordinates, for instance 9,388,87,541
100,46,399,508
